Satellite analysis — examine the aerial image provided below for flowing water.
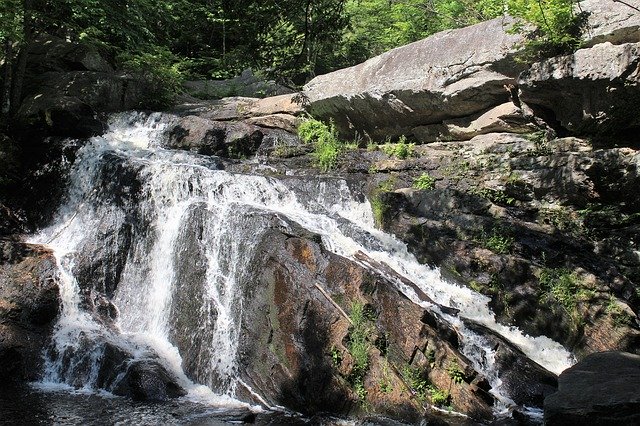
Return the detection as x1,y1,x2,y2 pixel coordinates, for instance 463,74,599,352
26,112,575,421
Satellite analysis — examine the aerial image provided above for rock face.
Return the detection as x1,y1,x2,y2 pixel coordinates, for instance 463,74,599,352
0,241,59,381
518,41,640,136
544,351,640,425
12,36,162,139
235,219,554,421
581,0,640,48
303,17,525,140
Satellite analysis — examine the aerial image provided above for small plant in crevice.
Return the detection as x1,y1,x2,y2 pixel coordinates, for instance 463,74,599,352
330,345,343,367
347,301,375,403
402,366,450,407
378,360,394,394
606,296,634,328
370,178,395,228
446,359,465,385
381,135,415,159
538,267,594,326
297,118,343,171
428,385,450,407
472,187,515,206
482,229,515,255
413,173,436,190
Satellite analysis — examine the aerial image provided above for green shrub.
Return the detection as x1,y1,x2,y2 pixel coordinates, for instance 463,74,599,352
413,173,436,190
297,118,343,171
428,385,450,407
118,47,185,107
508,0,590,62
371,196,386,228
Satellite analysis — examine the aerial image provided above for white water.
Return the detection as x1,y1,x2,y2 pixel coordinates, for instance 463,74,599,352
30,112,573,412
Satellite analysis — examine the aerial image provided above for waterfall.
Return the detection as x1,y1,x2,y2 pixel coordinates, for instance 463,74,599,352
30,112,573,413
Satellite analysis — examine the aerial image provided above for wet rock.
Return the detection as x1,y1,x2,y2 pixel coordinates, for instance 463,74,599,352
369,132,640,358
464,321,558,407
518,42,640,137
237,219,501,422
544,351,640,425
303,17,525,140
112,360,187,402
0,241,59,381
164,115,264,159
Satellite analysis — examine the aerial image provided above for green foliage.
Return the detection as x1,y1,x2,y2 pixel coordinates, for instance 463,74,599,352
330,346,343,367
472,188,515,206
348,301,373,376
446,359,465,384
347,301,375,403
538,268,594,322
428,385,451,407
297,118,343,171
413,173,436,190
353,376,368,402
483,229,514,254
118,48,185,107
402,366,450,407
606,297,633,328
402,366,429,401
508,0,588,61
381,136,415,159
370,196,387,228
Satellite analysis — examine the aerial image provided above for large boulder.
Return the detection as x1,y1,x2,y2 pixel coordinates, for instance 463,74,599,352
580,0,640,47
236,218,534,422
12,36,162,139
518,41,640,137
0,241,59,381
303,17,525,140
26,34,113,74
544,351,640,425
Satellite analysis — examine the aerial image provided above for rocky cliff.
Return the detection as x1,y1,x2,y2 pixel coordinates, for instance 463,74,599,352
1,0,639,424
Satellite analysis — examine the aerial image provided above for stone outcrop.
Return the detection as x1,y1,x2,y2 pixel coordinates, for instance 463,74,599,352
581,0,640,47
518,41,640,136
349,134,640,359
544,351,640,425
303,17,526,140
0,241,59,381
12,36,162,139
235,218,554,421
413,103,535,143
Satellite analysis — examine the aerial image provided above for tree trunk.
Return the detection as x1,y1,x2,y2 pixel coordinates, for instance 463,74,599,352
10,0,34,116
1,40,13,117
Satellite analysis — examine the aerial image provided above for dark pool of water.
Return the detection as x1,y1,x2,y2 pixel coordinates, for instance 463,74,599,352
3,383,466,425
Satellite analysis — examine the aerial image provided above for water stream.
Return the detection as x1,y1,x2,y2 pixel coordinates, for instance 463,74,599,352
28,112,574,419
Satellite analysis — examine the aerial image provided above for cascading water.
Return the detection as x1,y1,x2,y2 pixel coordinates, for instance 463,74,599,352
30,112,574,415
